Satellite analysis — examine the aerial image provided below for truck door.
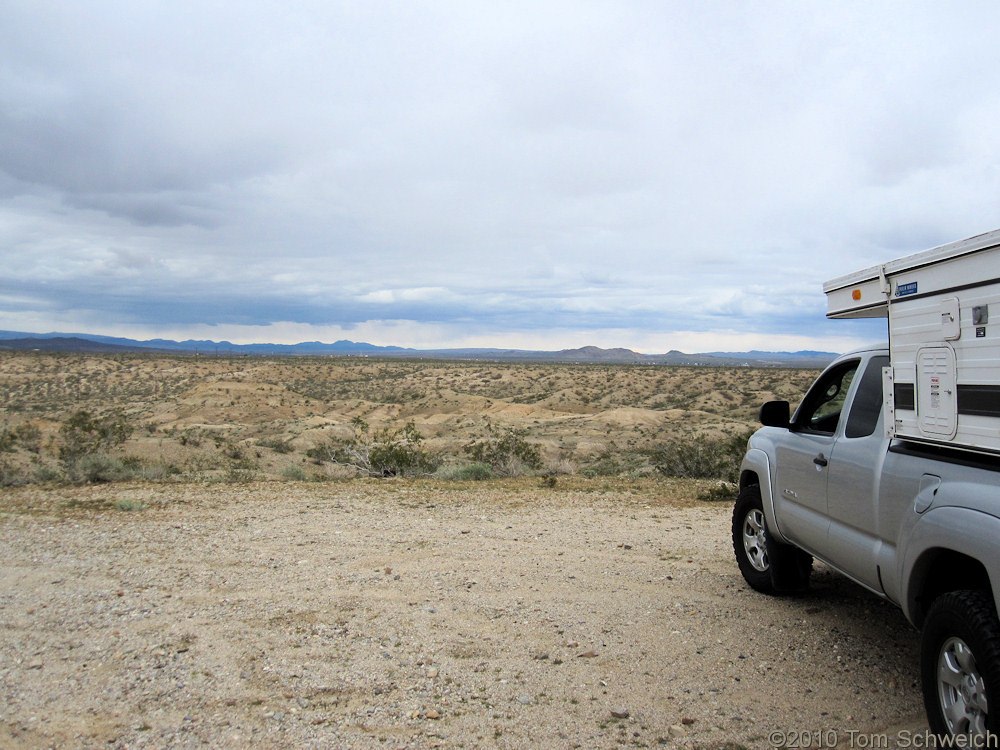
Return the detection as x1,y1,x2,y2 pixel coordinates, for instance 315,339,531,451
773,358,860,554
823,355,889,592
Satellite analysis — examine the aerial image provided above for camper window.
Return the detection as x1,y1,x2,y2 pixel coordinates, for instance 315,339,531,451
845,356,889,438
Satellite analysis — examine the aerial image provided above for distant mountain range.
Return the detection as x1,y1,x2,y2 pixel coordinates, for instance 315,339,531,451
0,331,836,367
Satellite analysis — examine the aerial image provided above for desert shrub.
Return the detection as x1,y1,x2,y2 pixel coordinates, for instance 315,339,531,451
0,459,27,487
544,458,576,476
435,462,494,481
0,422,38,454
463,419,542,477
647,428,754,482
222,442,245,460
580,451,645,478
698,481,738,502
75,454,130,483
281,465,309,481
178,430,201,447
13,423,41,453
225,462,258,483
259,437,295,454
580,460,617,478
33,465,61,483
115,498,146,512
131,461,176,481
59,410,132,469
310,418,436,478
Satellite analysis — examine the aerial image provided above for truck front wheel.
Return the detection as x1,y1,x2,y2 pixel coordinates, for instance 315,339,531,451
921,590,1000,739
732,484,811,594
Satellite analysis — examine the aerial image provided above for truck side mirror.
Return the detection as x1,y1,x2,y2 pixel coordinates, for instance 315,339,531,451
759,400,790,428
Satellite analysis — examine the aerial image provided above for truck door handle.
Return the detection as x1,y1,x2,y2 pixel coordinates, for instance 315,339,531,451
813,454,828,467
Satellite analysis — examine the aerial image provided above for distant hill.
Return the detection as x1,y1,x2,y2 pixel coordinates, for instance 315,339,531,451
0,330,835,367
701,350,842,368
706,350,836,360
0,336,154,354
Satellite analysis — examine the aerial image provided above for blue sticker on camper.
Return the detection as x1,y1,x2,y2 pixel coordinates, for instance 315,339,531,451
895,281,918,298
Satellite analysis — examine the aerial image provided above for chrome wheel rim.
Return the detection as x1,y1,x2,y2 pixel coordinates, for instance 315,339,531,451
741,508,769,573
937,636,989,737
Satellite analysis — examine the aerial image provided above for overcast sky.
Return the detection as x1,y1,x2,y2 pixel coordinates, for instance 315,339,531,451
2,1,999,353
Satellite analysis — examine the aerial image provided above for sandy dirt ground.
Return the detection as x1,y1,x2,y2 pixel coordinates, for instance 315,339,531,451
0,480,927,749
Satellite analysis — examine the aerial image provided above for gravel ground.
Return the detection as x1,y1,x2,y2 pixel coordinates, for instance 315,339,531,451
0,480,926,749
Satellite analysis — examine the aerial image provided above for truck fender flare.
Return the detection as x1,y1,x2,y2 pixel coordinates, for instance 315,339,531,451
740,447,790,544
902,506,1000,627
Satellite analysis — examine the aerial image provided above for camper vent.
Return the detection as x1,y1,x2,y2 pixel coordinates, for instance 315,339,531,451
916,346,957,438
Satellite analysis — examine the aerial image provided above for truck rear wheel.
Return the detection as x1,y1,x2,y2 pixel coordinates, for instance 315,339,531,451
921,590,1000,739
732,484,811,594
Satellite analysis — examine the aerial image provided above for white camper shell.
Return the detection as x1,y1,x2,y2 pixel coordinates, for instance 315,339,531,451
824,228,1000,454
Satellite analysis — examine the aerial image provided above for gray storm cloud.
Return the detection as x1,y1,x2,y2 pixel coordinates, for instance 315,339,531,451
1,1,998,349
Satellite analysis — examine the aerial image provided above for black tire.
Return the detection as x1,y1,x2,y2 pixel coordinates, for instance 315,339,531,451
921,590,1000,739
733,484,773,592
732,484,812,594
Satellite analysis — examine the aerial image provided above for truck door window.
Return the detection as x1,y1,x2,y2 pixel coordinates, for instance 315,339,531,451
845,356,889,438
795,360,860,435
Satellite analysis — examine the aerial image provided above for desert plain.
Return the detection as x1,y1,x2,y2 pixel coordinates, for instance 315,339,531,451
0,352,927,748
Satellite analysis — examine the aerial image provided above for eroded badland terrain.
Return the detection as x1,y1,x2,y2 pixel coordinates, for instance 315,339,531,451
0,353,818,483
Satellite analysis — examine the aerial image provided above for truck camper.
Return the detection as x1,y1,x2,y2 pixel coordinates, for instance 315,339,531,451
733,228,1000,741
824,228,1000,453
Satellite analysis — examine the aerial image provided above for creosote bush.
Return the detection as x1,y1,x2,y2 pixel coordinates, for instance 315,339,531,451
308,417,437,478
75,454,130,483
646,428,755,482
281,465,309,481
258,437,295,454
1,423,42,455
579,451,644,478
0,459,26,487
463,419,542,477
699,481,739,502
33,465,61,483
59,410,132,464
434,462,494,481
58,410,134,482
225,463,258,483
115,498,146,512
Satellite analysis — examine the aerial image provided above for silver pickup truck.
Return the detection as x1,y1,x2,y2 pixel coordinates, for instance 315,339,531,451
733,343,1000,740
